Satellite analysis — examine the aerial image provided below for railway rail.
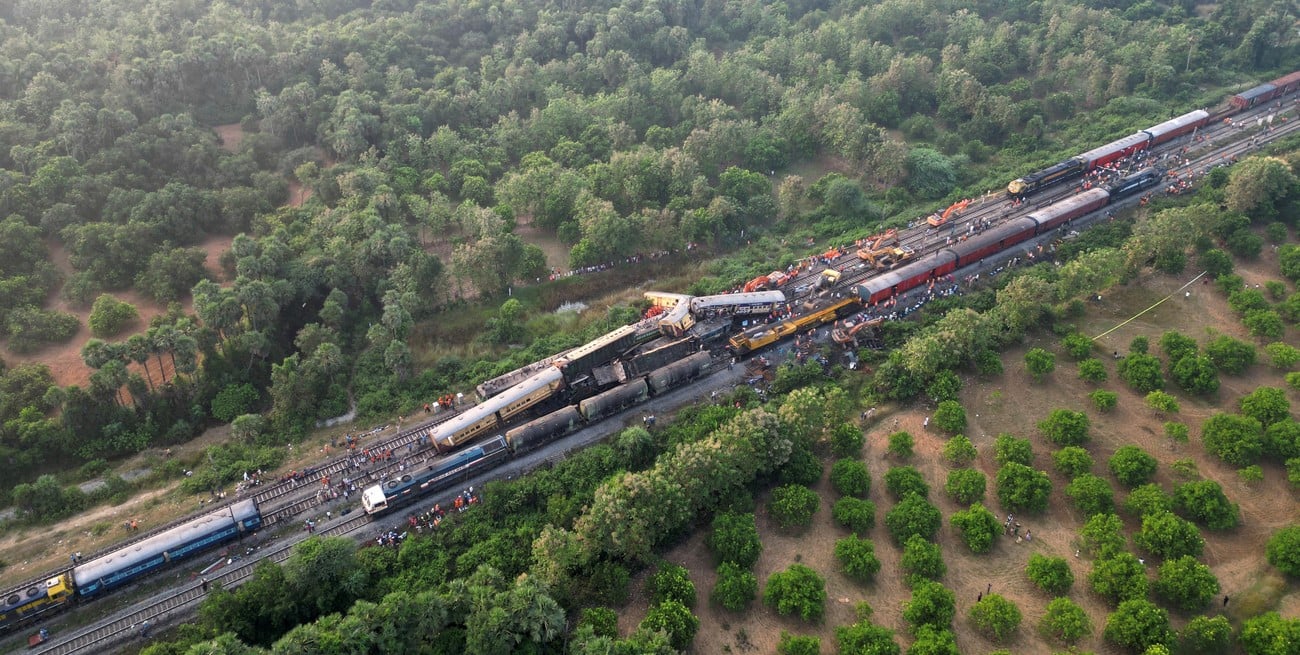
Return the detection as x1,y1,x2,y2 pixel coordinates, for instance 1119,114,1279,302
16,88,1300,655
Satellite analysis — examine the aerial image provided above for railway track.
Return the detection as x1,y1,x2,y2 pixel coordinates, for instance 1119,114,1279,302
19,95,1300,655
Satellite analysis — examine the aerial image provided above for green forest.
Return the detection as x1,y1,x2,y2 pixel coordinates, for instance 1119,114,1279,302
0,0,1299,652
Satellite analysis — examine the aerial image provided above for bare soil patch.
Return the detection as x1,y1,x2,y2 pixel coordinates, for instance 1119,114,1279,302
0,241,191,388
515,216,572,274
213,123,245,153
653,267,1297,654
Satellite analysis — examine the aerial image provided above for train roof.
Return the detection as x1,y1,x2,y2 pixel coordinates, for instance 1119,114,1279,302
1076,132,1150,165
690,290,786,311
1234,83,1276,102
73,499,259,587
1142,110,1210,139
1025,188,1111,226
643,291,691,306
857,250,958,298
1271,70,1300,88
556,324,639,363
434,367,562,441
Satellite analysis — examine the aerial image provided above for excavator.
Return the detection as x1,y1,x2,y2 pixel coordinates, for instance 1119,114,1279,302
831,317,883,348
856,228,915,270
926,199,971,227
743,270,792,293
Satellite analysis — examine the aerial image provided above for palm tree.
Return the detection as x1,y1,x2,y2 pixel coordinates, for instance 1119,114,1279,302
127,333,154,390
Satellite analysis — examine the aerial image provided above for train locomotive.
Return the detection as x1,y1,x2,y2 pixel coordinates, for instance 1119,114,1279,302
0,499,262,632
1006,109,1209,198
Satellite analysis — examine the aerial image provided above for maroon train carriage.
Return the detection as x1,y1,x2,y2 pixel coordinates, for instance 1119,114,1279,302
949,217,1039,268
856,250,957,305
1142,110,1211,145
1272,70,1300,96
1025,188,1112,232
1076,132,1152,170
1231,83,1277,110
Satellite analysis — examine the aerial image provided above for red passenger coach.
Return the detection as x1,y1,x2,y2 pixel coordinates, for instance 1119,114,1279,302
1142,110,1210,145
1271,70,1300,96
1077,133,1151,169
857,251,957,305
1231,83,1277,110
950,218,1038,268
1025,188,1111,232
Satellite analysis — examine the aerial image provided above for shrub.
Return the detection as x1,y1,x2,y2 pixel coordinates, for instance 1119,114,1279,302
831,423,865,458
1153,555,1219,611
1053,446,1094,478
1290,372,1300,391
1164,421,1190,447
1131,336,1149,354
1063,333,1095,360
578,607,619,638
1159,330,1199,363
1240,612,1300,655
769,485,820,531
1025,554,1074,595
834,620,899,655
950,503,1000,553
831,497,876,534
835,535,882,582
641,599,698,651
942,435,977,466
993,433,1033,466
1228,288,1269,314
1066,473,1115,517
1039,409,1089,446
1201,412,1263,467
885,494,941,544
884,466,928,500
903,580,956,630
764,564,826,623
1244,309,1285,338
1263,420,1300,459
1124,484,1173,518
87,294,139,337
886,431,913,459
1265,342,1300,369
711,562,757,611
1079,358,1109,383
1177,615,1232,655
943,468,986,505
1104,599,1172,653
1109,445,1158,488
1172,354,1220,395
1080,512,1127,558
926,370,961,403
1089,552,1149,605
777,632,821,655
1204,335,1256,374
969,594,1021,642
1239,386,1290,428
1040,597,1091,645
649,563,696,607
1135,510,1205,559
900,534,946,587
1118,353,1165,393
1173,480,1239,530
1024,347,1056,381
932,400,966,433
1199,248,1234,278
211,383,259,424
7,308,81,353
708,512,762,568
1265,525,1300,577
1145,391,1180,415
995,462,1052,513
830,459,871,498
1090,389,1118,411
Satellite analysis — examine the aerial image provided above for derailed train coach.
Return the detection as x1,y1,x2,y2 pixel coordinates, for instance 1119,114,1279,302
505,352,715,453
